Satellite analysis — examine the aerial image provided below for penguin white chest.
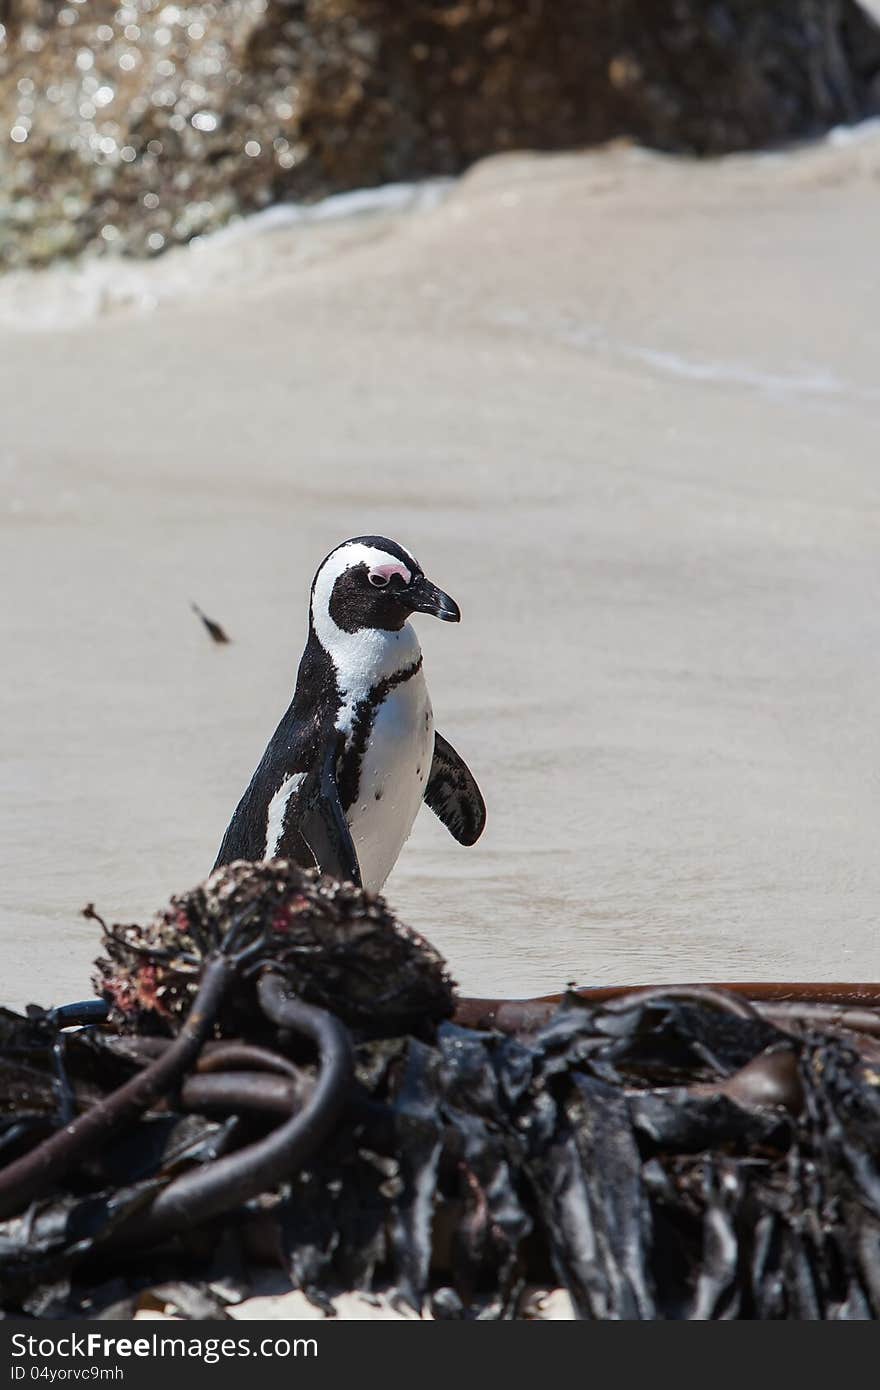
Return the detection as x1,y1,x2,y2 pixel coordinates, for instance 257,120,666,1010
345,671,434,893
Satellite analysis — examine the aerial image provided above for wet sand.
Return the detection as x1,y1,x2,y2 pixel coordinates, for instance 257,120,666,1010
2,134,880,1012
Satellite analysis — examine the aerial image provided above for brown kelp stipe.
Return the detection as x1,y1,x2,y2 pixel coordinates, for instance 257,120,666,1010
194,1041,303,1078
0,953,233,1222
453,980,880,1034
179,1071,306,1117
117,972,353,1245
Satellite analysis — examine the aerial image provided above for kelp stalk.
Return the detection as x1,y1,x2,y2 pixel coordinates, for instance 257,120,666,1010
0,953,233,1220
118,972,353,1243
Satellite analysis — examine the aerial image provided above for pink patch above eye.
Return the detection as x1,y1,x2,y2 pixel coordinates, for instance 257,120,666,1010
369,562,411,585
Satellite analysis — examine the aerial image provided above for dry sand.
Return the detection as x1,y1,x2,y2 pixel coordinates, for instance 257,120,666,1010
2,131,880,1013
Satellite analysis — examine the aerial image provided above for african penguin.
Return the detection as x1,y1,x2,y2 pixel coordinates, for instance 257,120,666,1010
214,536,486,892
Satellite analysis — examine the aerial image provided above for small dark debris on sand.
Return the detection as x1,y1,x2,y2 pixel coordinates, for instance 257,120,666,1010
2,861,880,1320
191,602,231,645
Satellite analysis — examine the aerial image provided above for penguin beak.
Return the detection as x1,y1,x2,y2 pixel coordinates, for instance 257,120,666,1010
407,575,461,623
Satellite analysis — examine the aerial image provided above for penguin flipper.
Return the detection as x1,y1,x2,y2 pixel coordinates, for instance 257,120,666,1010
424,731,486,847
299,739,363,886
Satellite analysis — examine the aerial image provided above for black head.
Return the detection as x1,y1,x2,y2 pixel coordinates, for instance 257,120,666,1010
311,535,460,636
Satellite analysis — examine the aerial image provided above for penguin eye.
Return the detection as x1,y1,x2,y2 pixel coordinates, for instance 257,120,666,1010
368,573,390,589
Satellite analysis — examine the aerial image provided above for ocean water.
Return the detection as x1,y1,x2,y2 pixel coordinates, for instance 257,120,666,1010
2,129,880,1012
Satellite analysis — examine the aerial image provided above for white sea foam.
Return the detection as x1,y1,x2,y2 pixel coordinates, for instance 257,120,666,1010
617,346,876,403
827,115,880,147
0,177,454,332
4,112,880,333
199,178,453,248
491,307,879,406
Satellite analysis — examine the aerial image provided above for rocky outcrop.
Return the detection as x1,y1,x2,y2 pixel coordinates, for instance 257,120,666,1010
2,0,880,266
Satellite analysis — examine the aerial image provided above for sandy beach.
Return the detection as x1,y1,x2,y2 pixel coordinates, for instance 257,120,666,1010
2,130,880,1014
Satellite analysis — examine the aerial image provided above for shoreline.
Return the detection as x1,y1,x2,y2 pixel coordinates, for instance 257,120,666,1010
3,118,880,334
3,133,880,1011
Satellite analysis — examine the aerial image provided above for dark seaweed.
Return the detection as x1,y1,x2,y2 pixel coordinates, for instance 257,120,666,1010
4,865,880,1317
5,981,880,1319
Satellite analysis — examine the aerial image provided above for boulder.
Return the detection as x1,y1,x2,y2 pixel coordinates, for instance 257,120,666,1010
2,0,880,266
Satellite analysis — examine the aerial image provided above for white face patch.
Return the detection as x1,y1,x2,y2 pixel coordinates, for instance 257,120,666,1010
311,541,422,740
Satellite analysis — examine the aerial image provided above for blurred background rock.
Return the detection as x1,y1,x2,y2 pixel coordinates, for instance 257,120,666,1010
2,0,880,268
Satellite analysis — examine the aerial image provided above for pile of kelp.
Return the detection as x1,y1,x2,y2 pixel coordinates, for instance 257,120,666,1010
2,861,880,1320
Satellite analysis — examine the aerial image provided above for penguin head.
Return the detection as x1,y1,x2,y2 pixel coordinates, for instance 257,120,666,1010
310,536,460,637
